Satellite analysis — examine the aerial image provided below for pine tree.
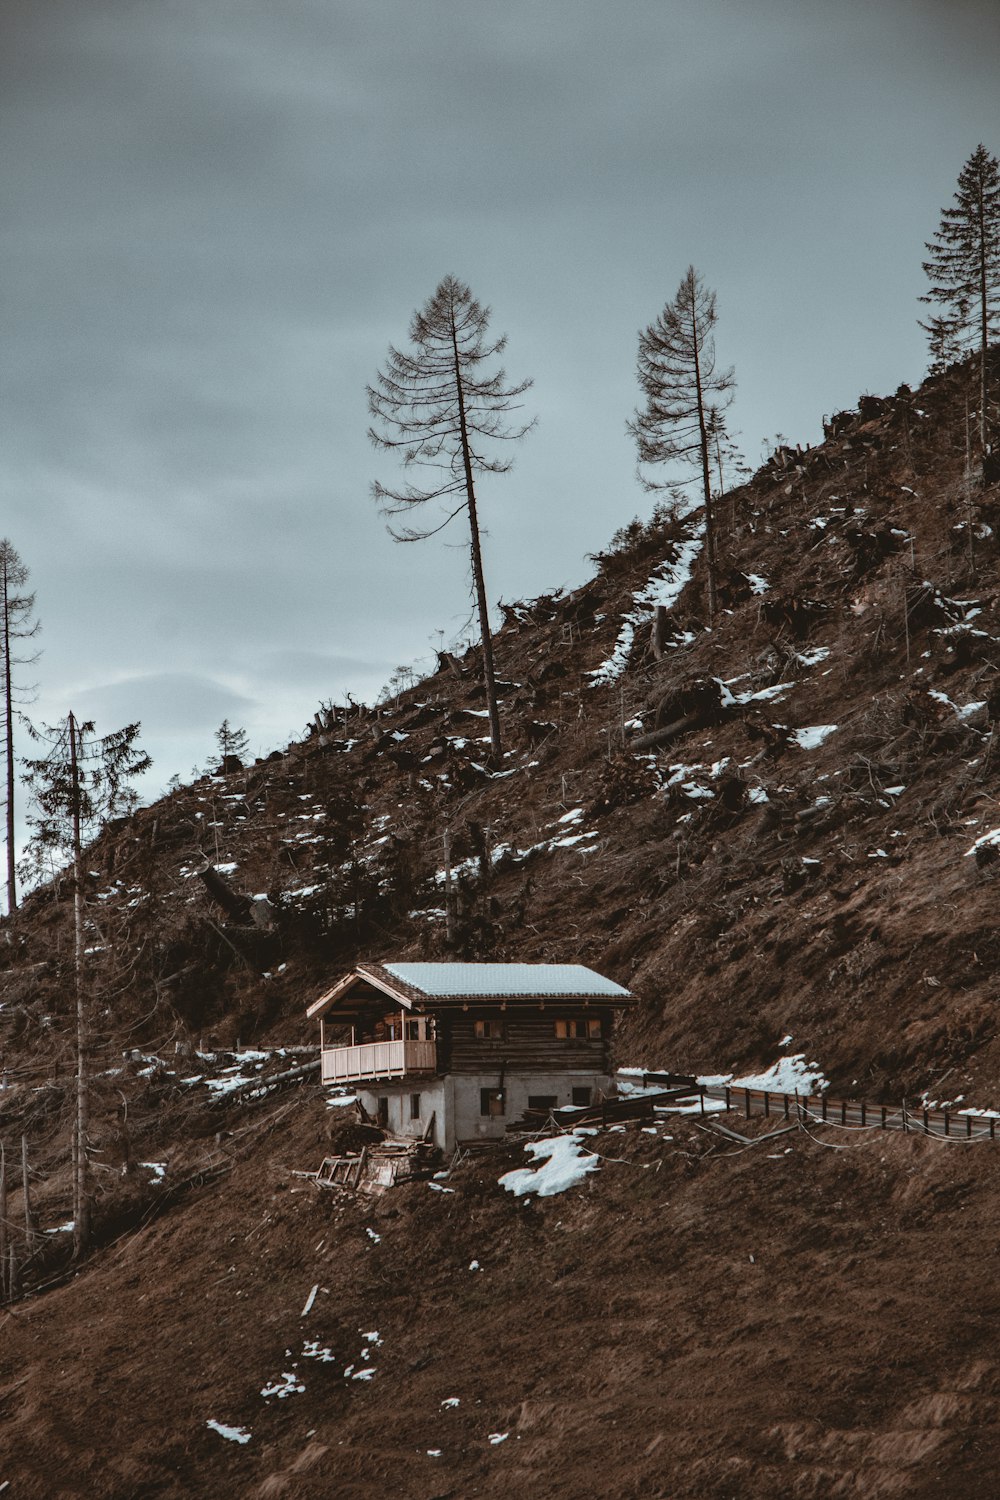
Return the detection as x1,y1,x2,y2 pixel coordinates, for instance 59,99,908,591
628,267,735,620
215,719,249,766
0,541,40,915
368,276,535,761
921,144,1000,449
23,716,150,1259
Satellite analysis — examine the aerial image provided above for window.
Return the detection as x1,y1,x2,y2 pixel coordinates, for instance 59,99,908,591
555,1018,602,1039
474,1019,503,1040
528,1094,558,1111
405,1019,422,1040
376,1097,389,1128
480,1088,505,1117
572,1087,592,1107
410,1093,421,1121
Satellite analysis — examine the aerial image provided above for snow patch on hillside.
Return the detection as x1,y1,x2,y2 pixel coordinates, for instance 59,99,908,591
588,521,704,686
499,1132,599,1197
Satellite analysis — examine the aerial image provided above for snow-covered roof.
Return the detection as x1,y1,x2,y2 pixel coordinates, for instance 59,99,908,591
306,960,635,1019
382,962,631,999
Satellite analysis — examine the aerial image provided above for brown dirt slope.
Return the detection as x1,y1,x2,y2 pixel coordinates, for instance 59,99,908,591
2,353,1000,1494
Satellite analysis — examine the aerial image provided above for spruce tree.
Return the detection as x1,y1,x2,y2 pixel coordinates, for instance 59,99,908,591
921,144,1000,449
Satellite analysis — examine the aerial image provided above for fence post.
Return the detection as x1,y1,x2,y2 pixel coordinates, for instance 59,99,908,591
764,1092,770,1118
860,1100,866,1127
881,1106,887,1130
902,1100,908,1133
966,1114,972,1138
944,1110,950,1137
822,1095,828,1122
923,1107,929,1134
783,1093,790,1121
841,1100,847,1125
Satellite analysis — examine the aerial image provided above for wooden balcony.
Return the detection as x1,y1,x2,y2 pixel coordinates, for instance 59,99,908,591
321,1038,438,1085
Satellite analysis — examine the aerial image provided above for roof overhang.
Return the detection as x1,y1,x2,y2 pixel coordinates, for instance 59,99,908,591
306,965,419,1021
307,961,635,1021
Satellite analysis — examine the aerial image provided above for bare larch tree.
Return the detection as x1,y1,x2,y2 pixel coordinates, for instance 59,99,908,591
628,266,734,621
367,275,534,760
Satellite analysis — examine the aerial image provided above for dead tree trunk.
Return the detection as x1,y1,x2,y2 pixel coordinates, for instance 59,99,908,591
21,1134,36,1254
630,713,701,752
0,1142,7,1300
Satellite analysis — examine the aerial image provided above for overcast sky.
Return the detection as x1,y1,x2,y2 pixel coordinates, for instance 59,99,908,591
2,0,998,812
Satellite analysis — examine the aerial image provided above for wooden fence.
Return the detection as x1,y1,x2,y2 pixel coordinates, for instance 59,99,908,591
637,1073,1000,1142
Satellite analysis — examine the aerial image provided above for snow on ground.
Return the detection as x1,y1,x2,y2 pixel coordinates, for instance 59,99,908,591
206,1420,251,1444
966,826,1000,857
792,724,838,750
260,1371,305,1400
794,646,831,667
728,1055,829,1094
499,1132,599,1198
618,1052,829,1098
588,521,704,686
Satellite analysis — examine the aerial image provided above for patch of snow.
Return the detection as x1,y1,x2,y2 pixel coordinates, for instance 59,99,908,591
441,1397,460,1408
965,826,1000,857
302,1341,336,1363
793,646,831,667
792,724,838,750
489,1432,510,1445
588,521,705,686
746,574,769,595
499,1132,599,1198
729,1054,829,1094
140,1161,166,1183
366,1227,381,1245
206,1420,251,1444
261,1372,305,1400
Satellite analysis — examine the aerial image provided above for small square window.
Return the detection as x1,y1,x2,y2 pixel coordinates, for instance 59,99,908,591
528,1094,558,1112
587,1018,602,1040
410,1093,421,1120
572,1087,592,1107
480,1087,505,1117
474,1019,502,1040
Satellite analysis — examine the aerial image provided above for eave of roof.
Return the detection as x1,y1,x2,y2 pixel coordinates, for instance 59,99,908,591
306,960,635,1020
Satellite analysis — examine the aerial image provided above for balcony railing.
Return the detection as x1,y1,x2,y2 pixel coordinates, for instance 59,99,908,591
321,1038,437,1085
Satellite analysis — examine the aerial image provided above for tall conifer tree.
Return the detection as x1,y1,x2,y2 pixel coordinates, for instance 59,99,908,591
921,145,1000,449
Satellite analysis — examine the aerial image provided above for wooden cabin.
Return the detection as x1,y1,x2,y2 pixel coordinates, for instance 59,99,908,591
306,961,636,1152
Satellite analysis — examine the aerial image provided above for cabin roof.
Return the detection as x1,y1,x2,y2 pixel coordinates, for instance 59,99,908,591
307,960,633,1019
383,962,630,998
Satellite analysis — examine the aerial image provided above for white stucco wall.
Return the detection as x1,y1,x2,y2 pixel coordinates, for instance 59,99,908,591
359,1071,612,1153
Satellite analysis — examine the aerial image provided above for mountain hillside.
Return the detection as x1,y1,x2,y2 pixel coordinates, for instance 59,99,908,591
2,353,1000,1496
